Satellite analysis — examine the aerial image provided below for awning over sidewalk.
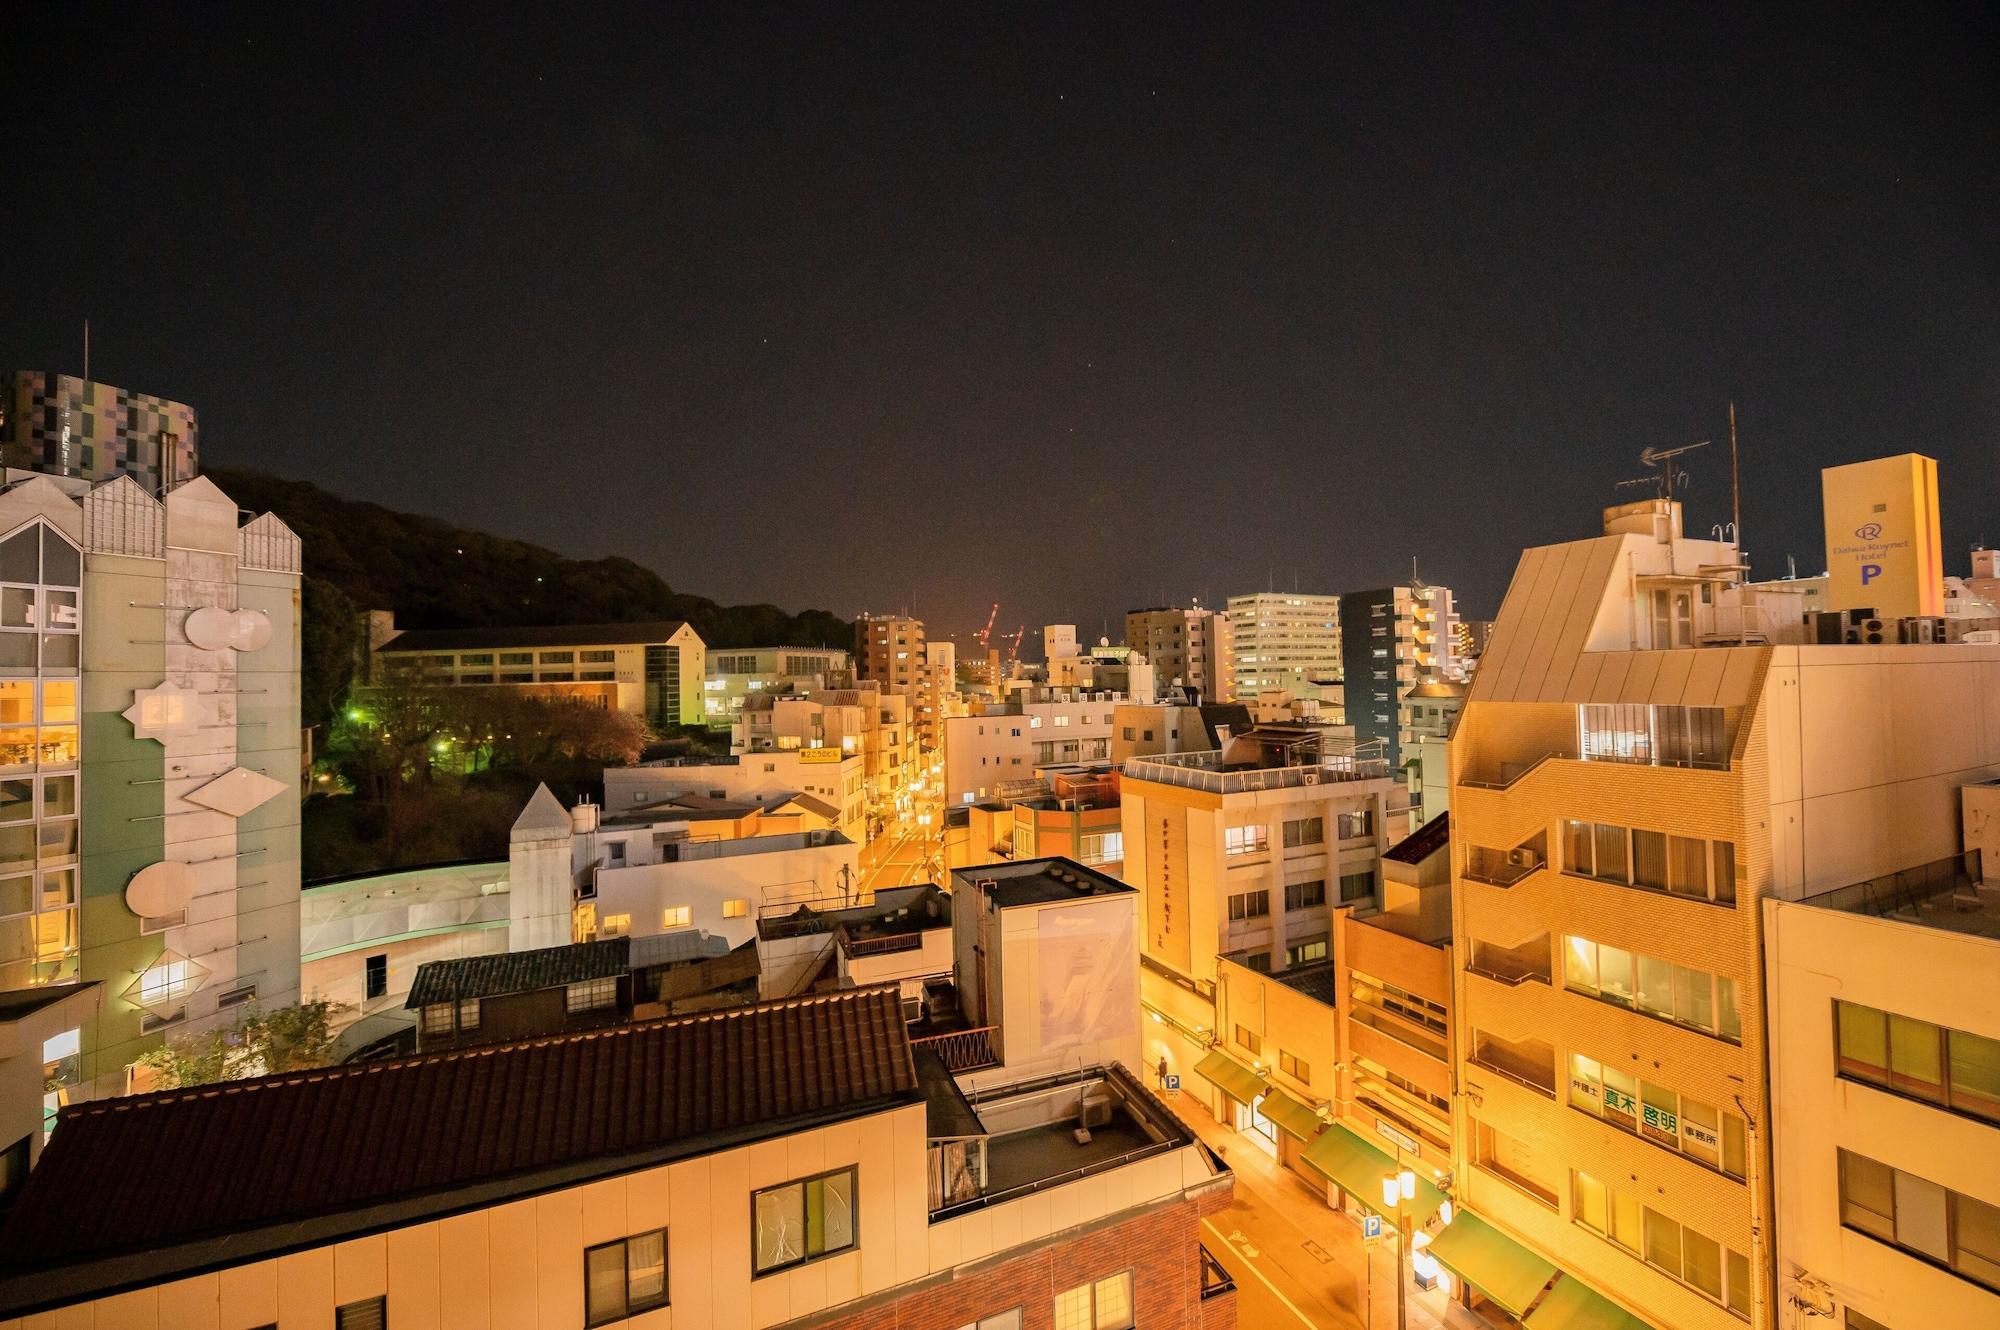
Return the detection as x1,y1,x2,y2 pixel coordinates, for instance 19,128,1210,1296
1526,1275,1657,1330
1298,1122,1446,1225
1425,1210,1557,1318
1193,1048,1267,1105
1257,1087,1322,1140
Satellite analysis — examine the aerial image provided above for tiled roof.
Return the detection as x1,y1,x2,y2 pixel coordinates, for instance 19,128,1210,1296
0,987,918,1316
379,620,690,652
1384,810,1450,865
405,937,631,1008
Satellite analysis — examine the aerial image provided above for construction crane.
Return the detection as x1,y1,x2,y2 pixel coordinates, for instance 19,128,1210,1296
1004,624,1027,665
975,602,1000,650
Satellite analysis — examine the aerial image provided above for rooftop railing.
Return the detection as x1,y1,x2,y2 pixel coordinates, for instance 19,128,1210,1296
1123,744,1389,794
1800,850,1991,936
1459,748,1729,791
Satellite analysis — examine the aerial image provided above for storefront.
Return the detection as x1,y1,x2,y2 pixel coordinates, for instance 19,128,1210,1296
1423,1210,1658,1330
1192,1046,1270,1147
1299,1121,1448,1228
1256,1085,1323,1178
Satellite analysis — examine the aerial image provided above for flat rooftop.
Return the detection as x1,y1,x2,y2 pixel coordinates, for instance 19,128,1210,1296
1802,850,1998,940
952,856,1134,908
1272,960,1340,1007
760,884,951,942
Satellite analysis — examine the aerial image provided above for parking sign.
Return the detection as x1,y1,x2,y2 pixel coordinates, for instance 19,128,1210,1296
1164,1074,1181,1093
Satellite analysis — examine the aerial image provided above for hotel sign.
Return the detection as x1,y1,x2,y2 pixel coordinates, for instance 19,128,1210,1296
1820,453,1944,619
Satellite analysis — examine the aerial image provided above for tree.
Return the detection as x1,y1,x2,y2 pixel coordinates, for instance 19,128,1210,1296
130,999,350,1089
300,575,363,735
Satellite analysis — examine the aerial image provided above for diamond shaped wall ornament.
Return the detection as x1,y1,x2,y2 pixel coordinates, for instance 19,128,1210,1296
124,681,209,742
185,766,288,818
124,949,210,1010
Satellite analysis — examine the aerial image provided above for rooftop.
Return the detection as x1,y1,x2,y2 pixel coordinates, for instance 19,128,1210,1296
1271,960,1340,1007
405,937,630,1008
1123,742,1390,794
952,856,1135,909
1384,811,1451,865
380,620,690,653
759,884,951,943
0,987,918,1317
1801,850,1998,940
0,981,96,1023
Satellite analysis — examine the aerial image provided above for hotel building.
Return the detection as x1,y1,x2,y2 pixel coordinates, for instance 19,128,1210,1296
854,613,925,690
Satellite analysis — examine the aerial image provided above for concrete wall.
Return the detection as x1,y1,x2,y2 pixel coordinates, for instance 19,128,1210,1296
592,839,859,949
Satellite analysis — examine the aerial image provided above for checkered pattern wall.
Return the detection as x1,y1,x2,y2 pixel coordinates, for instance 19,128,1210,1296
1,371,198,490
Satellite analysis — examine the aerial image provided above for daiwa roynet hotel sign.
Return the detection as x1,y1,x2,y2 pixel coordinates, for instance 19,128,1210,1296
1819,453,1945,621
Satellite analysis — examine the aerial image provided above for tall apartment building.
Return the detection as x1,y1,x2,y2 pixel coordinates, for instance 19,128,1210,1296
1,371,197,491
917,638,957,752
1121,727,1396,1124
854,612,924,689
734,682,916,822
1340,583,1458,779
1227,592,1342,703
1442,479,2000,1330
701,645,850,730
0,469,304,1105
1126,604,1233,702
942,689,1122,805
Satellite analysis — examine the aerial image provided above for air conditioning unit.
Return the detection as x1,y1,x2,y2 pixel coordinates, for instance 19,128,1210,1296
1302,769,1322,785
1508,847,1540,869
1899,617,1944,644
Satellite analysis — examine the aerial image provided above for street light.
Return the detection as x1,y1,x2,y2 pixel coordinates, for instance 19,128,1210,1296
1380,1169,1415,1330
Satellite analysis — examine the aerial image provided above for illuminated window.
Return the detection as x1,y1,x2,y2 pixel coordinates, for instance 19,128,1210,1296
1054,1272,1133,1330
752,1167,856,1276
1225,825,1268,857
566,977,618,1014
662,906,691,929
722,899,748,919
599,913,632,938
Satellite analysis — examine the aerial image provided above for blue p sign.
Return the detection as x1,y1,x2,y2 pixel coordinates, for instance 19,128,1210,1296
1861,563,1883,586
1164,1074,1181,1092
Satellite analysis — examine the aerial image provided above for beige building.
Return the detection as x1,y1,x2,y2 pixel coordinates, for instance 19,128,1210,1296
1444,487,2000,1330
372,618,707,729
733,683,916,824
854,612,924,690
701,646,850,730
1227,592,1342,703
1126,604,1233,702
943,689,1123,806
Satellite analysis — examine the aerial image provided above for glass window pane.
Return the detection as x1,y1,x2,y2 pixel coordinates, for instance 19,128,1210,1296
1954,1192,2000,1287
1837,1002,1890,1083
626,1230,665,1304
1632,830,1668,890
1054,1285,1093,1330
1638,955,1675,1018
1611,1190,1643,1251
40,529,78,586
584,1244,627,1324
1949,1030,2000,1124
1717,978,1741,1042
820,1169,854,1254
1598,946,1634,1006
0,826,32,874
1676,965,1715,1031
0,590,31,631
0,530,37,583
0,780,29,824
0,684,29,726
0,636,30,670
754,1183,805,1272
1683,1229,1723,1297
1723,1114,1747,1179
1893,1169,1950,1261
1727,1249,1751,1315
1840,1151,1896,1240
1641,1082,1680,1146
1564,820,1593,876
0,875,29,917
40,681,75,723
41,591,76,632
1889,1015,1944,1100
40,775,75,819
1643,1207,1681,1274
1602,1068,1639,1131
40,635,77,670
1093,1272,1133,1330
1680,1099,1720,1166
38,822,77,865
1569,1053,1602,1112
1712,841,1736,903
1670,836,1709,898
1564,936,1598,992
1575,1171,1607,1232
1593,824,1628,882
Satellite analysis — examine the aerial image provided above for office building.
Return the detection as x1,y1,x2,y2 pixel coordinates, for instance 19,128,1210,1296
1227,592,1342,703
701,646,850,730
1442,476,2000,1330
371,618,707,728
1126,604,1233,702
854,612,925,690
1340,583,1459,780
1,371,197,491
942,688,1122,806
917,638,958,751
1762,778,1998,1330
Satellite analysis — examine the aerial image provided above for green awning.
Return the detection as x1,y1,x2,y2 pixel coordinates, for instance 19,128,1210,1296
1525,1275,1657,1330
1193,1048,1267,1105
1425,1211,1558,1318
1298,1123,1447,1225
1257,1087,1322,1140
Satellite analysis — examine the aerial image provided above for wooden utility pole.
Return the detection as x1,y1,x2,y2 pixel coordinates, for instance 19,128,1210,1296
1728,400,1742,550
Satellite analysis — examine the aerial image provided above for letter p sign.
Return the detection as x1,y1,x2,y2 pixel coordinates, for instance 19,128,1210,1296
1861,563,1883,586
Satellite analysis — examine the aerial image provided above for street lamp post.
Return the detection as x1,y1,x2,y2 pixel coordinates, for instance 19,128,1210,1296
1380,1168,1415,1330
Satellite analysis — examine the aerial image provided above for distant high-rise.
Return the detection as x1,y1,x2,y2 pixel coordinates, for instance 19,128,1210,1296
1227,591,1342,703
1339,583,1458,777
854,612,924,689
1,372,197,492
1124,604,1232,702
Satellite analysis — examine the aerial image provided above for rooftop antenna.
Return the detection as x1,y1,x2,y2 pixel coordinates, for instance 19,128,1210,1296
1728,402,1742,553
82,319,90,381
1616,439,1710,501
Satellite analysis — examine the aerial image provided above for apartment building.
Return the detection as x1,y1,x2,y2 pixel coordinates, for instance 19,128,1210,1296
1126,604,1233,702
854,612,925,689
1340,583,1459,779
701,645,851,730
917,638,958,751
606,752,867,843
942,689,1122,805
1764,780,1999,1330
1227,592,1342,703
1404,678,1467,825
371,618,707,728
734,683,917,823
0,983,1238,1330
943,767,1126,877
1,370,197,491
1443,477,2000,1330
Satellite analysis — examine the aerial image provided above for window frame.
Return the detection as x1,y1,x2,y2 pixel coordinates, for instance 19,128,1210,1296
751,1165,859,1278
584,1227,669,1326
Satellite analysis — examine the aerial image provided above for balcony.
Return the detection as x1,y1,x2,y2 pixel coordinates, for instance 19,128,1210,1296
1801,850,1995,939
1467,934,1553,987
1460,747,1728,792
1124,744,1388,794
1463,844,1544,888
1470,1030,1557,1098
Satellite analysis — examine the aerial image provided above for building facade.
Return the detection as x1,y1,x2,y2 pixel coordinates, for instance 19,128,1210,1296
372,619,707,729
1226,592,1342,703
942,690,1122,806
854,613,925,690
701,646,850,731
1,372,197,491
1125,605,1233,703
1340,584,1459,782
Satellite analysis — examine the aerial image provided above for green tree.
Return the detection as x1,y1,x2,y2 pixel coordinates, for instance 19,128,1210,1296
131,999,350,1090
301,575,362,735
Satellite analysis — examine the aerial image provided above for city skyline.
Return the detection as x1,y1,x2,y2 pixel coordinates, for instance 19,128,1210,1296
4,5,1995,639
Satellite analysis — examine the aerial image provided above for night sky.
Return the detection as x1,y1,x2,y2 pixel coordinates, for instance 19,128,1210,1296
4,5,1994,646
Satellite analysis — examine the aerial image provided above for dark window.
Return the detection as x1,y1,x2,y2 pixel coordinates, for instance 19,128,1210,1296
365,953,387,1000
1285,880,1326,911
0,1135,29,1209
585,1229,668,1325
1339,870,1375,902
335,1298,387,1330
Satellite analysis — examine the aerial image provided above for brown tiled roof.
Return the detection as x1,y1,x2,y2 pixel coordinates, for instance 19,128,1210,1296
1383,810,1450,865
404,936,630,1008
0,987,917,1317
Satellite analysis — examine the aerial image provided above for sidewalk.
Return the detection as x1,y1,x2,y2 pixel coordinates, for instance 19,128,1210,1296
1169,1094,1458,1330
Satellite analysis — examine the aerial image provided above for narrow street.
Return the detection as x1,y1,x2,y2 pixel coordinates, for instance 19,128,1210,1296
1167,1095,1460,1330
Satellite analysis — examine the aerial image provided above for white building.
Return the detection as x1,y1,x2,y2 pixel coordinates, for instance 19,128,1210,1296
701,646,850,730
942,689,1123,806
1228,591,1343,703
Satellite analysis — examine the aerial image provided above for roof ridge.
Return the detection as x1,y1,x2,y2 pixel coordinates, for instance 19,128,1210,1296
66,985,907,1120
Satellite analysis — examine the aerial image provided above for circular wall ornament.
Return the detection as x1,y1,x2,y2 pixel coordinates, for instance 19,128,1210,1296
126,860,196,919
186,606,272,652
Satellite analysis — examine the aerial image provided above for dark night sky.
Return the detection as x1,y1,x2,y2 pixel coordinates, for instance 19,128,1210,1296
4,5,1995,645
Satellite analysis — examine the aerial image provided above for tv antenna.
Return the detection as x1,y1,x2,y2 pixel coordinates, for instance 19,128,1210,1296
1615,439,1709,501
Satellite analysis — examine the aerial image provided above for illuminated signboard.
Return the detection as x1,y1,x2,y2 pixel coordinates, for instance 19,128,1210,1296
1820,453,1944,619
